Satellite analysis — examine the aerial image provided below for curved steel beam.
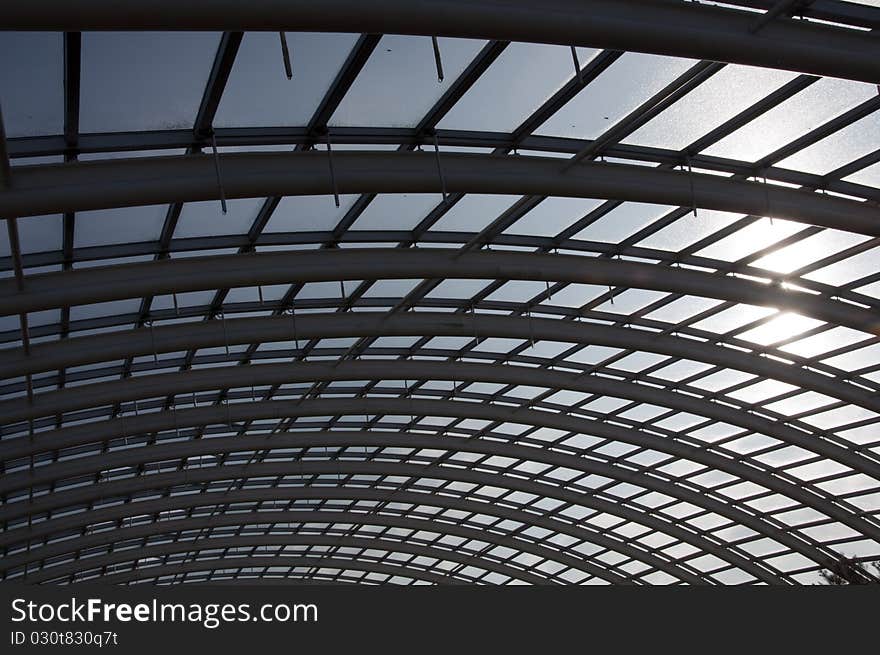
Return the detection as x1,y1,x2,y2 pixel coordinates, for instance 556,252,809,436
2,312,875,413
6,360,878,484
0,416,880,552
2,487,696,585
2,427,869,577
100,555,470,586
5,386,875,559
30,535,553,586
2,249,878,334
3,130,880,208
3,0,879,83
3,391,876,552
24,521,599,586
0,451,812,583
2,153,878,236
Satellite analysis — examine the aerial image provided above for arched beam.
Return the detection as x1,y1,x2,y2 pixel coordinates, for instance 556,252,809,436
100,556,470,586
0,454,812,584
5,360,878,484
3,392,875,553
2,153,879,236
1,427,866,579
30,535,553,586
1,405,868,557
0,417,880,560
23,520,603,586
2,248,878,334
3,130,880,208
1,311,875,412
4,0,879,83
1,489,692,585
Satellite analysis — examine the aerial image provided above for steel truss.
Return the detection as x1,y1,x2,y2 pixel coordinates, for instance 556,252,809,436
2,0,880,586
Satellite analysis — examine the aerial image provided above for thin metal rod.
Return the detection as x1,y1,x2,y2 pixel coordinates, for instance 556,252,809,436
325,131,340,207
432,132,447,200
749,0,803,33
570,46,584,85
279,31,293,79
209,131,227,214
686,158,697,217
431,36,444,82
6,217,33,403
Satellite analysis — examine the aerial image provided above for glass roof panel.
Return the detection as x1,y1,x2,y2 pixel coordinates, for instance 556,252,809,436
623,64,796,151
350,194,442,231
737,313,825,346
74,205,167,248
504,197,605,237
0,32,63,137
803,245,880,285
637,210,741,252
80,32,220,133
843,161,880,189
263,195,359,233
438,43,598,133
695,218,805,262
704,77,877,162
0,215,62,256
174,198,264,238
775,111,880,175
429,194,520,233
215,32,359,127
780,326,871,358
753,228,871,274
572,202,674,243
536,52,696,140
4,10,880,587
331,35,486,128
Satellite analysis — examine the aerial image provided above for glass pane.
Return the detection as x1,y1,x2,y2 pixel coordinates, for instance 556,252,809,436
572,202,673,243
548,283,604,308
425,279,493,299
775,112,880,175
704,78,877,163
0,215,62,255
624,64,795,151
536,52,696,140
429,194,519,232
350,194,441,230
737,313,824,346
215,32,358,127
695,218,804,262
74,205,167,247
331,35,485,128
637,210,740,252
504,197,604,237
263,195,358,233
80,32,219,133
439,43,598,133
751,229,870,274
0,32,63,137
174,198,264,238
803,245,880,285
844,161,880,189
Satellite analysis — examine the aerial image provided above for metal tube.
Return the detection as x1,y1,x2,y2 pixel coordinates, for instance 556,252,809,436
3,0,878,83
1,248,876,332
3,151,876,235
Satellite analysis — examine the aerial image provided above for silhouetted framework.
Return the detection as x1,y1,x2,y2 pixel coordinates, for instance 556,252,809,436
1,0,879,586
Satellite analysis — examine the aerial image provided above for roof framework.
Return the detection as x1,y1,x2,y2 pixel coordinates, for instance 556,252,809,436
1,0,879,586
